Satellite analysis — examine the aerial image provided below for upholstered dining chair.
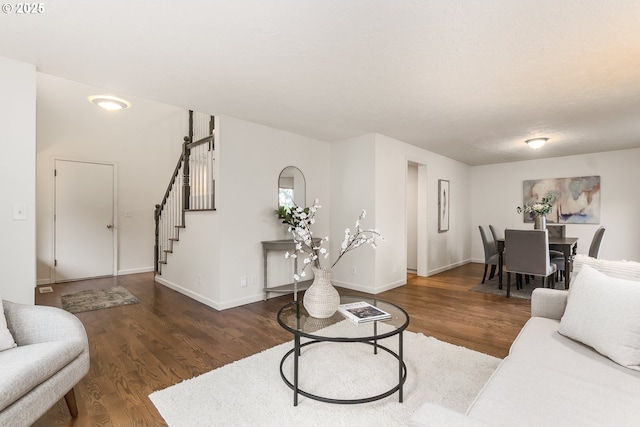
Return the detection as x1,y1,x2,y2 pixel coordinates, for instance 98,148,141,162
551,226,606,283
548,224,567,279
504,229,557,297
588,226,606,258
488,225,502,247
479,225,499,284
547,224,566,238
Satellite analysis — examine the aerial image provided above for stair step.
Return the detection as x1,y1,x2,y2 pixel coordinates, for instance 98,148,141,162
175,225,185,229
159,260,167,265
163,249,172,253
169,238,179,241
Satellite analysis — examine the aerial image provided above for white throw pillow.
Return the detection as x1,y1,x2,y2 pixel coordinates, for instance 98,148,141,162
572,254,640,281
0,294,17,352
559,264,640,371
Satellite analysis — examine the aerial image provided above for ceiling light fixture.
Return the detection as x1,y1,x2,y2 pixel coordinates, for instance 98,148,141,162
87,95,131,111
525,138,548,149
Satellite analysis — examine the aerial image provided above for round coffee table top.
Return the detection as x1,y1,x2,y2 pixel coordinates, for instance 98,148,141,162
277,295,409,341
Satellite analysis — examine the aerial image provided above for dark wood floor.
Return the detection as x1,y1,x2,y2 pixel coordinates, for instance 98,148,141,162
33,262,530,427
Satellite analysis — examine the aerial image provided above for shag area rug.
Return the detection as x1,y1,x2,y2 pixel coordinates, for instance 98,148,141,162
61,286,140,313
150,325,500,427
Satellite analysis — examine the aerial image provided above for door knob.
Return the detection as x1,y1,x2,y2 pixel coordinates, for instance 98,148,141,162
106,224,113,229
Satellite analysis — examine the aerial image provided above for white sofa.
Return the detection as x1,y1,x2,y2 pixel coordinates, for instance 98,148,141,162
410,255,640,427
0,299,90,427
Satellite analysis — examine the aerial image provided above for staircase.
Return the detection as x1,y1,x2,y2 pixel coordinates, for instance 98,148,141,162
154,111,216,274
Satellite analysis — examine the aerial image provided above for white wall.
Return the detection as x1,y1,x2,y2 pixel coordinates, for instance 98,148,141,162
0,57,37,304
329,133,473,294
157,115,331,309
36,74,188,283
471,148,640,262
375,134,473,279
329,134,377,290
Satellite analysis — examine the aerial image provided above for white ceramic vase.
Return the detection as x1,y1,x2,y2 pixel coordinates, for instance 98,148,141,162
303,267,340,318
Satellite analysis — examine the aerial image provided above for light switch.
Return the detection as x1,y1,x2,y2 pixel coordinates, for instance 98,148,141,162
13,203,27,221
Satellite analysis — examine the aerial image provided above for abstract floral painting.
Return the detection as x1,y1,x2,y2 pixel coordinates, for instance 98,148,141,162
522,176,600,224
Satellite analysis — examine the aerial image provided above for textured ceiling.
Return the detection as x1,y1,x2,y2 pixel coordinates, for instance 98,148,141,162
1,0,640,165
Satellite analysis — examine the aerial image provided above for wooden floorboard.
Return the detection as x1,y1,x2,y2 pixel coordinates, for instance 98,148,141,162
33,262,530,427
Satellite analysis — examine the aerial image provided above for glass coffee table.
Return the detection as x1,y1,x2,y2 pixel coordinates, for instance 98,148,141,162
277,295,410,406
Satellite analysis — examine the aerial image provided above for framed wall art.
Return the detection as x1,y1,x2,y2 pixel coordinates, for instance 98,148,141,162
522,175,601,224
438,179,450,232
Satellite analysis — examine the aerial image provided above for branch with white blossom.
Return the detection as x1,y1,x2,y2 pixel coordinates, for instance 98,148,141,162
279,201,382,280
331,209,382,269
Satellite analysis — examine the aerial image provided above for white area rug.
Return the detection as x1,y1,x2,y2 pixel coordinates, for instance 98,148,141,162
150,326,500,427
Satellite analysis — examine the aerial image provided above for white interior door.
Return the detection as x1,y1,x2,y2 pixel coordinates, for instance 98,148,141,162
54,160,115,282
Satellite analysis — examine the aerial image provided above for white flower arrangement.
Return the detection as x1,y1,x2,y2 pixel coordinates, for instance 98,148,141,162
282,199,383,281
517,194,554,216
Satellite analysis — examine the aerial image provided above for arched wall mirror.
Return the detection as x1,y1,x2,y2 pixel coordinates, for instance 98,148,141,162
278,166,306,208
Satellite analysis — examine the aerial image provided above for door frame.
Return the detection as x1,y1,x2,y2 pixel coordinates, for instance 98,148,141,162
405,158,428,277
52,156,118,283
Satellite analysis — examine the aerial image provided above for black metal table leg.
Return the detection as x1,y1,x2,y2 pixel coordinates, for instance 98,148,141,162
294,334,299,406
399,331,404,402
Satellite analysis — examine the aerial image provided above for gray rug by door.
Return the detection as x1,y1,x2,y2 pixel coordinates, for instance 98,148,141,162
61,286,140,313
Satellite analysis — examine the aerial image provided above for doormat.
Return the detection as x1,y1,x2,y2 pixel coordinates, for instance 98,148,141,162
61,286,140,314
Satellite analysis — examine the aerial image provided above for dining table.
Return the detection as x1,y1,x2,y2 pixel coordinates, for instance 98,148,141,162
496,236,579,288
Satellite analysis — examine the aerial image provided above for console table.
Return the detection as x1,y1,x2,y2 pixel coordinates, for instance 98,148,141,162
261,239,320,300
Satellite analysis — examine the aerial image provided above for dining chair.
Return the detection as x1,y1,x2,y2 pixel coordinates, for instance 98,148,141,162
547,224,566,238
489,225,502,247
551,226,606,283
548,224,567,279
479,225,500,284
588,226,606,258
504,229,557,297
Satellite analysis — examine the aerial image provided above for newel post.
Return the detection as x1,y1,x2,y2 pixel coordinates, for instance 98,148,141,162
154,204,161,274
182,135,191,211
182,110,194,212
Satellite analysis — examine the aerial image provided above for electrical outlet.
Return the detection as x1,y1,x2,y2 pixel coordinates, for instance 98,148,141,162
393,264,398,273
197,274,201,285
251,275,257,286
351,266,357,275
240,276,247,287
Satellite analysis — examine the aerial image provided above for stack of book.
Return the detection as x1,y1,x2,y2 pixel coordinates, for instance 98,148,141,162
338,301,391,324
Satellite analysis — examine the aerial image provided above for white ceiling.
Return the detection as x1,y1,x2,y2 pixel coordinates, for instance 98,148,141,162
2,0,640,165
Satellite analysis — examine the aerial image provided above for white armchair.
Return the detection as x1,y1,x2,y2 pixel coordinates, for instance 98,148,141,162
0,300,90,427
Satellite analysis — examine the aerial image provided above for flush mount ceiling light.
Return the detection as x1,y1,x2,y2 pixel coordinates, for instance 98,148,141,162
87,95,131,111
525,138,548,149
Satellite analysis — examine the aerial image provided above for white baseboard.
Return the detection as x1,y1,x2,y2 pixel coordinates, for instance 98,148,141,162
154,276,264,311
118,267,154,276
428,259,472,276
36,267,154,286
332,278,406,295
